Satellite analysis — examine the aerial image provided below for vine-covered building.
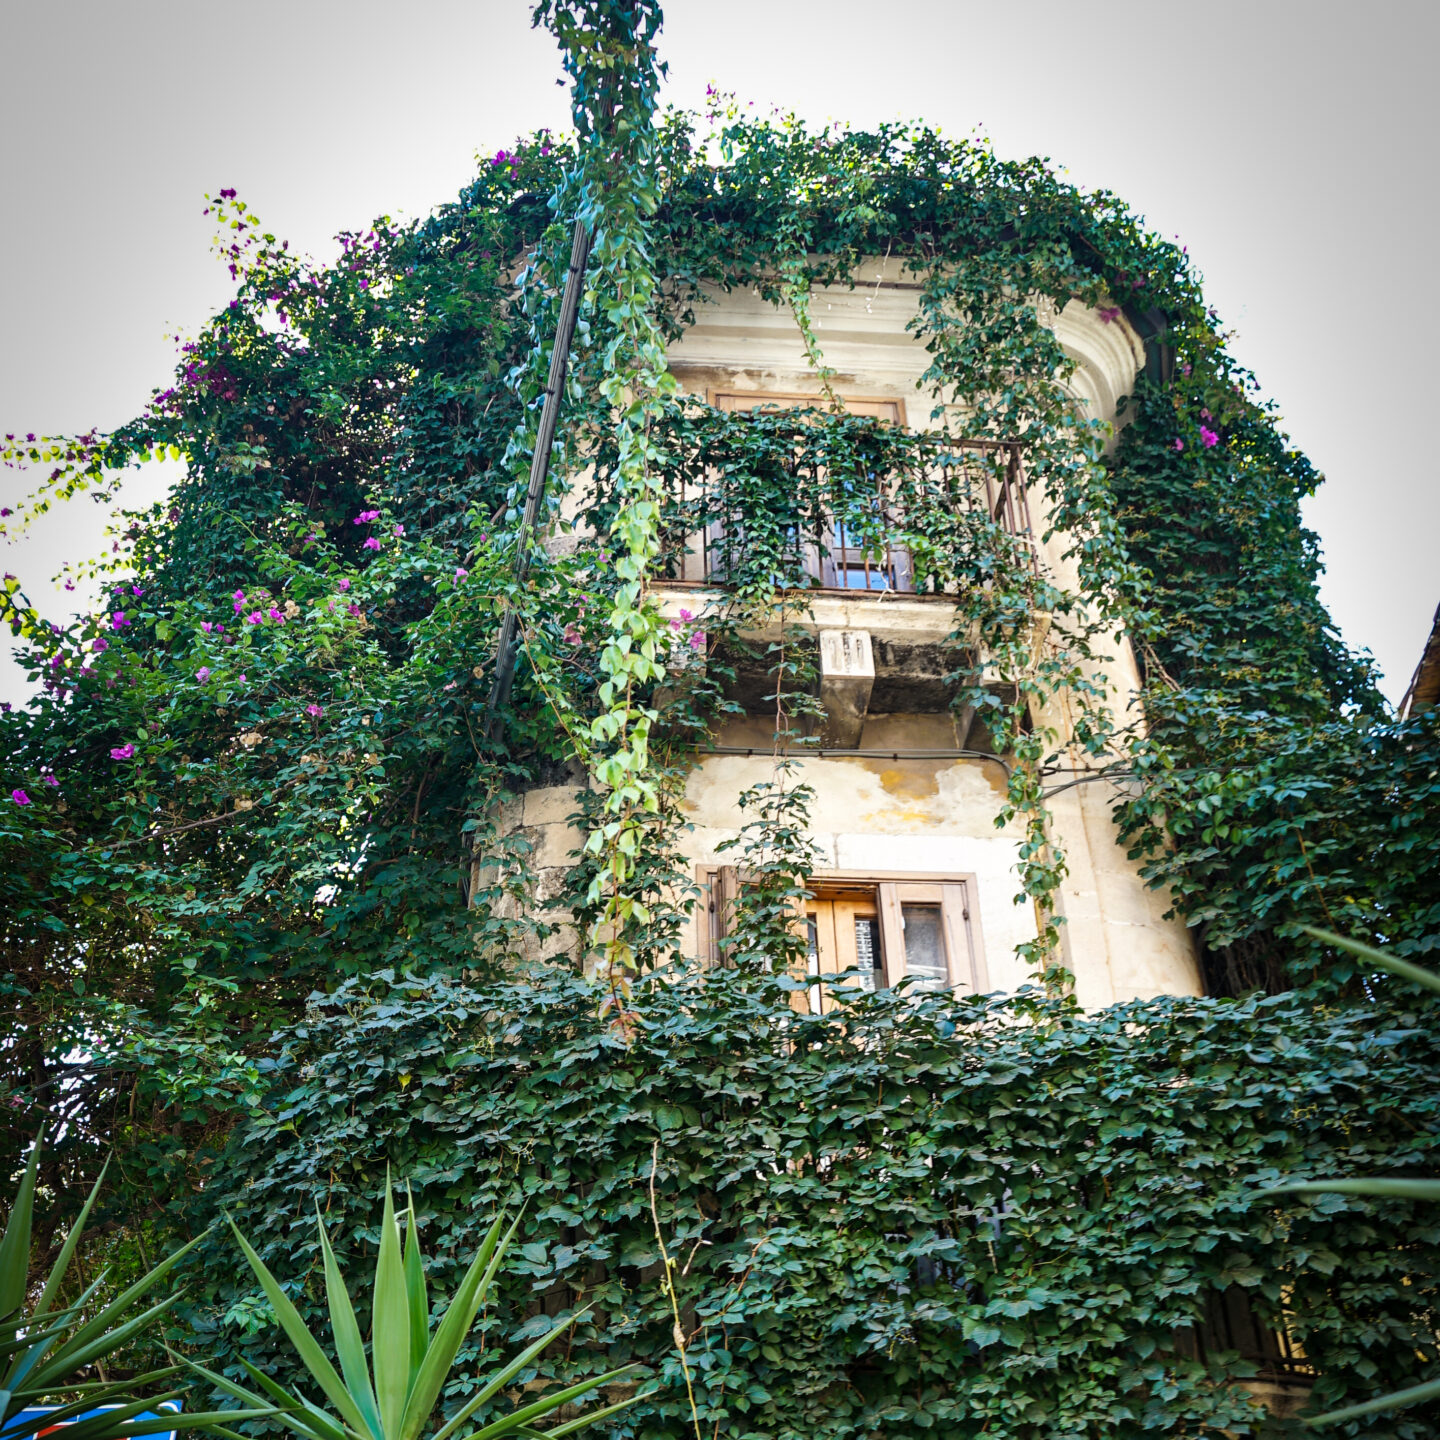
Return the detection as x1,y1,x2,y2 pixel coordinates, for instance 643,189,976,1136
503,261,1201,1009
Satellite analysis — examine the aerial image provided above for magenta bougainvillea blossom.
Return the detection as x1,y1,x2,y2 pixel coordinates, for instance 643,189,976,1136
392,523,405,537
110,744,135,760
346,604,360,617
305,703,323,717
338,578,351,591
353,510,380,524
1199,426,1220,448
41,775,58,787
196,667,212,682
11,789,30,806
1172,438,1185,452
201,621,213,633
111,612,130,628
363,537,380,551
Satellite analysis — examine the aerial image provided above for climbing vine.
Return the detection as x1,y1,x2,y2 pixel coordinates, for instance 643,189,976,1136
1,3,1438,1436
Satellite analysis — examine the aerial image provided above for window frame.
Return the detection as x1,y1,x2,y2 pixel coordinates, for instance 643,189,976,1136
696,866,989,1000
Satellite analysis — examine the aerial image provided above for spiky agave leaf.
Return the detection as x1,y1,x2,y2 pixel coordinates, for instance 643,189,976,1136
0,1130,268,1440
227,1180,648,1440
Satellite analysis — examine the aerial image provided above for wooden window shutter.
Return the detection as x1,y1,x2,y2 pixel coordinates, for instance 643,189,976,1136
878,881,986,994
700,865,740,967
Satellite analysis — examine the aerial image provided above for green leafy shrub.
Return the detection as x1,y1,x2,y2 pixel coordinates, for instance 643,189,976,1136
177,968,1439,1439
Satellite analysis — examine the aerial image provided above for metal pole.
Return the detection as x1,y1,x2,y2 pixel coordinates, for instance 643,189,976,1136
483,217,594,740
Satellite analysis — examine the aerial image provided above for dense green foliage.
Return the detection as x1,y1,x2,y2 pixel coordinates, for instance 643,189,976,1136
185,969,1439,1439
1,0,1438,1434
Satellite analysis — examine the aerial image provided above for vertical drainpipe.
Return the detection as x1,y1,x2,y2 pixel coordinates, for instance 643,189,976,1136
483,216,594,742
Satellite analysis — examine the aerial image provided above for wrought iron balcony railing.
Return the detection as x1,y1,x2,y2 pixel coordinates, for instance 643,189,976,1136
655,430,1037,597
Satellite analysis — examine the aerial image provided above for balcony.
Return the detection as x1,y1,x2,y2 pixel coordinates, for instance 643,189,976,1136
639,407,1039,730
660,432,1036,597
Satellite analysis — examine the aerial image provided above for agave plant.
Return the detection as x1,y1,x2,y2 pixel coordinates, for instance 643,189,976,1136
190,1179,644,1440
1256,928,1440,1427
0,1130,266,1440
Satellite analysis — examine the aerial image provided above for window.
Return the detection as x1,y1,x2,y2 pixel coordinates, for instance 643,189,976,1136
697,869,987,1013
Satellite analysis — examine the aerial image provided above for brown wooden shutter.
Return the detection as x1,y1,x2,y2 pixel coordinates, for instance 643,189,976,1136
878,881,986,994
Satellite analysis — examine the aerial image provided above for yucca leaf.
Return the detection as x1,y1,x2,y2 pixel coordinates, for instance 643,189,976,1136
229,1217,373,1437
462,1364,643,1440
55,1229,209,1365
402,1211,516,1440
184,1341,341,1440
0,1130,41,1319
233,1358,352,1440
372,1177,411,1440
529,1389,655,1439
1259,1179,1440,1201
315,1207,382,1440
1306,1374,1440,1425
1301,926,1440,995
402,1186,428,1386
31,1157,110,1356
429,1311,586,1440
31,1292,185,1390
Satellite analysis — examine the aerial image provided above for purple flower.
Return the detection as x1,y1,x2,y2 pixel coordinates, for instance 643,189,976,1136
131,585,143,596
1098,306,1120,324
306,703,323,717
669,617,682,631
111,611,130,628
1172,438,1185,453
41,775,58,787
678,608,693,622
353,510,380,525
392,523,405,537
238,672,247,683
363,537,380,551
338,578,351,592
11,789,30,806
196,667,212,682
247,611,263,625
689,631,707,651
1199,426,1220,448
110,743,136,760
454,568,468,582
347,603,361,617
563,624,582,645
267,606,283,621
233,589,245,604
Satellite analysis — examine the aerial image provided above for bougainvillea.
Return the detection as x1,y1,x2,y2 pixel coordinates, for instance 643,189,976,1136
1,1,1437,1435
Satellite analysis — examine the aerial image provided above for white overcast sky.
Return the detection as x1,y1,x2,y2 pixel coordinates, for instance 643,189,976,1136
2,0,1435,705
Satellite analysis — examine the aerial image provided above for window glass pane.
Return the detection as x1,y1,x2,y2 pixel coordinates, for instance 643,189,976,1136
854,915,881,992
901,903,948,990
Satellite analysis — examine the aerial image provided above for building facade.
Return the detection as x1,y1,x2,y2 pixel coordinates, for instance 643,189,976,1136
505,261,1202,1007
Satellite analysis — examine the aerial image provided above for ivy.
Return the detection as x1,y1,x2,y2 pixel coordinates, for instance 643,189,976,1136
180,969,1439,1440
0,5,1437,1435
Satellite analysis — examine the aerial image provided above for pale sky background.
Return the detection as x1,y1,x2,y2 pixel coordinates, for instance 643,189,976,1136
2,0,1435,706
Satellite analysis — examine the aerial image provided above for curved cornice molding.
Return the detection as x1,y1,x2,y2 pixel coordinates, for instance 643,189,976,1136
1037,296,1146,431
